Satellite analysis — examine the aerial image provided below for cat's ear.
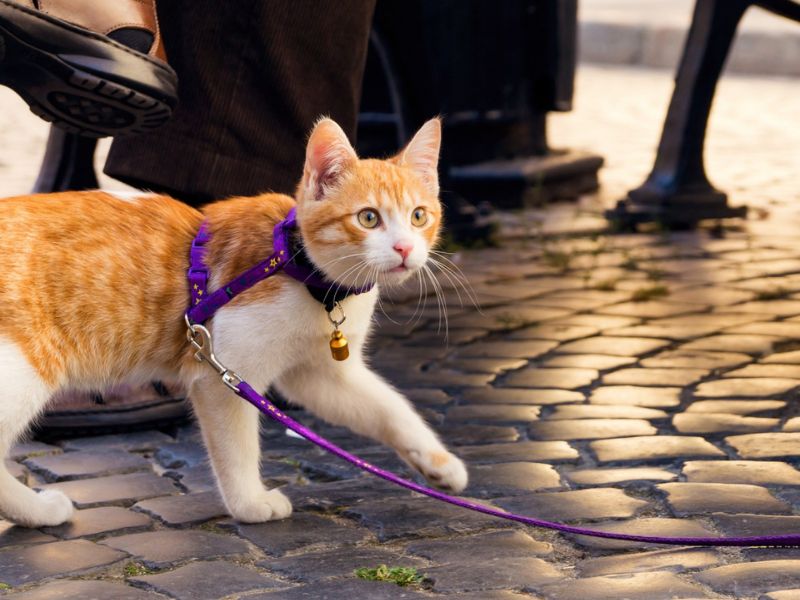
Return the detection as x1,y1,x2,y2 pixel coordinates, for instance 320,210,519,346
301,118,358,201
396,118,441,196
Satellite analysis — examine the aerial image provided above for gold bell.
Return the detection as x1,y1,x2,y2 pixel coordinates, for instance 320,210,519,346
329,329,349,361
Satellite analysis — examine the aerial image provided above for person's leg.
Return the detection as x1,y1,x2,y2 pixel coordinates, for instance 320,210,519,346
105,0,377,203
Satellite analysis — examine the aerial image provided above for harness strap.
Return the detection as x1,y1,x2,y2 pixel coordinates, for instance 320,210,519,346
186,207,373,324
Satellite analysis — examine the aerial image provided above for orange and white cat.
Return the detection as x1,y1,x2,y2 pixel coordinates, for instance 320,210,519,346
0,117,468,528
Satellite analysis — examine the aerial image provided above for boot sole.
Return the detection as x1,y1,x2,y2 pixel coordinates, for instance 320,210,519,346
0,0,178,138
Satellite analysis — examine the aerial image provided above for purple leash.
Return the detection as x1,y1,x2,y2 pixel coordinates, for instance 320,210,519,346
186,212,800,548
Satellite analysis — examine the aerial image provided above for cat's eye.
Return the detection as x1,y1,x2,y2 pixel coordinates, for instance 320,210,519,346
357,209,380,229
411,207,428,227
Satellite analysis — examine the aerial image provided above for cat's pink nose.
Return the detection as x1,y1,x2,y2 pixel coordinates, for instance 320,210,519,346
393,241,414,260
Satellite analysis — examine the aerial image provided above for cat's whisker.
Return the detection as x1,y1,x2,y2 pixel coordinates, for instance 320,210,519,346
428,251,480,309
422,263,448,340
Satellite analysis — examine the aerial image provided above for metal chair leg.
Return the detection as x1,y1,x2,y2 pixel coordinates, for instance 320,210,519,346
33,126,99,193
607,0,753,228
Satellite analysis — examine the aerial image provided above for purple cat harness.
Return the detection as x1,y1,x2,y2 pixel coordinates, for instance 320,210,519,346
185,210,800,548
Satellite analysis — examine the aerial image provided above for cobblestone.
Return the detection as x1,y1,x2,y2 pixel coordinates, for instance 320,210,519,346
6,581,164,599
591,436,724,463
694,560,800,596
0,540,126,586
41,472,178,508
673,413,780,434
100,530,249,568
130,561,286,599
540,571,707,599
43,507,152,540
578,547,721,577
529,418,656,440
24,450,150,482
682,461,800,485
658,482,792,516
726,433,800,459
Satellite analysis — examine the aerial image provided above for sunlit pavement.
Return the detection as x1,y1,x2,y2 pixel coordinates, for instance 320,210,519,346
2,65,800,598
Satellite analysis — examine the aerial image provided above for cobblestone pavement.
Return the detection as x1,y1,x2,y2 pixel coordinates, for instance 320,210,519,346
2,67,800,599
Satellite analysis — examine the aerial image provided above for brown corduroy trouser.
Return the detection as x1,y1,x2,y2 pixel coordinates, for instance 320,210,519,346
105,0,376,206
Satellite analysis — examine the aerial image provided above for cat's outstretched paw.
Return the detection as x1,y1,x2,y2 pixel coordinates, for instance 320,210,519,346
408,449,468,493
228,488,293,523
19,490,75,528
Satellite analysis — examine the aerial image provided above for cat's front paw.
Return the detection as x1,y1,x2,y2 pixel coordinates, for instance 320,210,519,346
228,488,293,523
407,449,468,493
19,490,75,528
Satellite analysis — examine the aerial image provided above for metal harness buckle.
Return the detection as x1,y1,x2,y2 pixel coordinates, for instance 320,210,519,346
185,315,243,392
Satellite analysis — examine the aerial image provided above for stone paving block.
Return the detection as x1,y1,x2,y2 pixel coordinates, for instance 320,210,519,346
556,336,670,356
589,386,681,407
601,300,706,319
529,419,656,441
460,388,583,405
495,488,648,522
727,321,800,339
0,521,57,549
667,286,754,306
42,472,178,508
546,404,668,420
686,399,787,415
694,560,800,596
764,350,800,364
444,357,527,375
44,507,152,539
438,424,520,445
503,367,598,389
682,334,783,355
100,530,249,568
424,557,562,593
223,511,369,556
552,314,641,331
726,363,800,379
454,340,558,359
446,404,540,423
710,514,800,538
259,547,426,582
726,433,800,458
458,440,578,464
607,313,763,340
249,579,430,599
130,560,285,600
720,300,800,317
8,442,61,461
507,323,599,341
641,349,751,369
570,518,719,550
785,417,800,432
133,491,227,527
154,441,208,469
24,450,150,482
400,368,496,388
540,570,707,599
61,431,174,452
439,592,534,600
342,497,505,541
0,539,127,586
566,467,677,486
285,478,413,512
467,462,562,496
673,413,780,434
404,388,452,406
591,436,724,463
168,464,216,493
658,482,791,516
602,367,708,387
6,580,163,599
542,353,637,370
694,377,800,398
407,529,552,563
683,461,800,485
578,547,721,577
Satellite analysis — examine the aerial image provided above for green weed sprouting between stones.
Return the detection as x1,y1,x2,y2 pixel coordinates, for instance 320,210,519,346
123,562,153,577
0,582,11,590
354,564,424,587
631,284,669,302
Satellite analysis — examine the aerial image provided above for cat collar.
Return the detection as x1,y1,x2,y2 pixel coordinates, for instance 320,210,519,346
186,207,373,359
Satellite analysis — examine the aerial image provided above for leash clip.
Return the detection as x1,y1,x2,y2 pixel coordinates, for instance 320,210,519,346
185,315,243,392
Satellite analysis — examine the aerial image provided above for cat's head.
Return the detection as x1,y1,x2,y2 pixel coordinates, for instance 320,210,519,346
295,117,442,288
